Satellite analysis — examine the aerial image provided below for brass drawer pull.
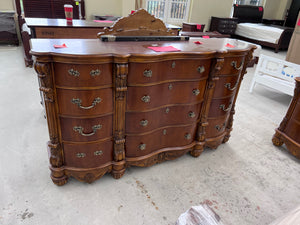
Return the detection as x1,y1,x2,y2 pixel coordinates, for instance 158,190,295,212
192,89,200,96
231,61,244,71
172,61,176,68
185,133,191,140
143,70,152,78
94,150,103,156
76,153,86,158
189,111,196,118
68,69,80,77
197,66,205,74
163,129,167,135
224,81,238,91
141,95,150,103
73,124,102,137
71,97,102,110
140,120,148,127
139,144,146,151
219,102,232,112
215,123,226,131
168,84,173,90
90,69,101,77
165,107,170,113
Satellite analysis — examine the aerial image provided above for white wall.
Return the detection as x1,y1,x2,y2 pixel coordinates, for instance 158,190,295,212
0,0,14,10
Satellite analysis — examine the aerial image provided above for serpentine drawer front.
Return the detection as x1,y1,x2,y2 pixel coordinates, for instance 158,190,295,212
31,38,255,185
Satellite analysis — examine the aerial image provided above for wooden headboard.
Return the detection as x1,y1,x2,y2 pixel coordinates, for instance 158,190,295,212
233,5,264,23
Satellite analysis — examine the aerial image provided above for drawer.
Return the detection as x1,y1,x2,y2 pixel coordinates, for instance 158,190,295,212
128,59,211,84
208,96,235,118
63,140,113,168
57,88,113,116
125,124,197,157
206,114,230,138
127,80,206,111
126,103,201,133
284,119,300,143
54,63,113,87
216,56,245,75
60,115,113,142
213,75,240,98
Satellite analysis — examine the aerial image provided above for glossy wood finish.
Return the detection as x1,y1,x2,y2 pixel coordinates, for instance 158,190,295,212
31,10,255,185
272,77,300,159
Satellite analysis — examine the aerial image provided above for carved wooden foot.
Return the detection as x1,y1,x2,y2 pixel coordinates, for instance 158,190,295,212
222,134,230,143
272,133,284,146
189,144,204,157
51,174,68,186
111,160,126,179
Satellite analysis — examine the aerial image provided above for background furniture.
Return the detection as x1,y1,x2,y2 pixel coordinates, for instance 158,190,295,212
179,31,230,38
249,54,300,96
15,0,86,67
233,5,294,53
31,10,255,185
209,16,238,36
284,0,300,27
182,22,205,32
0,11,18,45
272,77,300,159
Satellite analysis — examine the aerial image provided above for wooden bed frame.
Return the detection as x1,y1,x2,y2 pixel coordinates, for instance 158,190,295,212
233,5,294,53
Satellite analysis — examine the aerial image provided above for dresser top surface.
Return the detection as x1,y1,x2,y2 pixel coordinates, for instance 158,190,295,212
30,38,256,57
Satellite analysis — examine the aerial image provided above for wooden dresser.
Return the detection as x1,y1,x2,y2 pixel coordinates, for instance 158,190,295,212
209,17,238,36
31,10,255,185
272,77,300,159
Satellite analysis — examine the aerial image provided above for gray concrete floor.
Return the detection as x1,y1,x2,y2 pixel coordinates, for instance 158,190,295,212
0,45,299,225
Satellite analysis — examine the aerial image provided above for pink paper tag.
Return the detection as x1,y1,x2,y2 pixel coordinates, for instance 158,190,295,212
196,24,202,30
297,18,300,26
194,41,203,45
258,7,263,12
202,36,210,39
54,43,67,48
148,46,181,52
93,20,114,23
131,10,135,14
225,43,235,48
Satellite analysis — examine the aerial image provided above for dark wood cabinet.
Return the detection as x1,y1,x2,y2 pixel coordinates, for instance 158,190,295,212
0,11,19,45
209,17,238,35
273,77,300,159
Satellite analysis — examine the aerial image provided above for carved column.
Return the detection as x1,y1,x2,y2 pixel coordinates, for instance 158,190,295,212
223,50,254,143
190,58,224,157
112,63,128,179
34,61,67,186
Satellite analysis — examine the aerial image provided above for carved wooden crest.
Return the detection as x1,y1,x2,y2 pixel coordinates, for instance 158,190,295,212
97,9,176,37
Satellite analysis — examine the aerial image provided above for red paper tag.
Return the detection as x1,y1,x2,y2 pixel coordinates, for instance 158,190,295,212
202,36,210,39
194,41,203,45
54,43,67,48
196,24,202,30
93,20,114,23
148,46,181,52
297,18,300,26
225,43,235,48
258,7,263,12
131,10,135,14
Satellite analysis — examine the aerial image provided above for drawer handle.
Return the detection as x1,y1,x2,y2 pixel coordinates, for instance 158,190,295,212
163,129,167,135
94,150,103,156
73,124,102,137
185,133,191,140
192,89,200,96
231,61,244,71
168,84,173,90
215,123,226,131
76,153,86,158
139,144,146,151
140,119,148,127
143,70,152,78
197,66,205,74
172,61,176,68
224,81,238,91
141,95,150,103
165,107,170,113
188,111,196,118
219,102,232,112
68,69,80,77
71,97,102,110
90,69,101,77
